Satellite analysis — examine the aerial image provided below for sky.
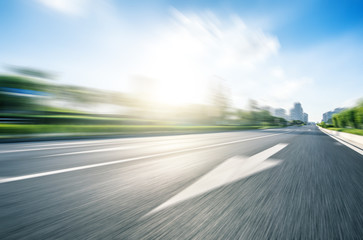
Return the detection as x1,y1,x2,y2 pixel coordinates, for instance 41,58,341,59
0,0,363,121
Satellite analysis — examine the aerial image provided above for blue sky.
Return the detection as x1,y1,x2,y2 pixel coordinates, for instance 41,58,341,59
1,0,362,121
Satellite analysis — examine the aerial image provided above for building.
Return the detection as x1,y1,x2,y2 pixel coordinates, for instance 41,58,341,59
303,113,308,123
322,108,345,123
290,102,304,121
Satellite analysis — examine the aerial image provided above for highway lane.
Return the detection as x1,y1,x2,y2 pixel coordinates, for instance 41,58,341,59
0,125,362,239
0,127,295,177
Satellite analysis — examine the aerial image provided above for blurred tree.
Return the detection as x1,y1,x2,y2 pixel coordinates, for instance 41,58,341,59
291,120,305,125
208,78,230,123
0,75,50,111
331,99,363,129
337,114,347,128
332,115,338,127
355,106,363,129
6,65,56,79
248,99,260,111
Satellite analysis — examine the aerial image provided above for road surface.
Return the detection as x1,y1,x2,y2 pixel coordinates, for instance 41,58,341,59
0,125,362,239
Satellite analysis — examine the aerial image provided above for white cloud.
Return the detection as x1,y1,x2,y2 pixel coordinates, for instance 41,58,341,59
22,4,315,111
271,77,313,100
36,0,90,16
342,97,361,108
145,9,280,71
134,9,281,104
271,67,285,79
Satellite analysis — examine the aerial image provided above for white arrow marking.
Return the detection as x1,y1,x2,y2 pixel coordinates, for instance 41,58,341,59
145,143,288,216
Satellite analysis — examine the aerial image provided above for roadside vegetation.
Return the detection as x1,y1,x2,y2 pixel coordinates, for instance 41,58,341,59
318,100,363,136
0,67,304,138
0,124,274,136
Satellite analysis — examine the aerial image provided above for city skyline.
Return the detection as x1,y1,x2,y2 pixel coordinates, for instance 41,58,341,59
270,102,309,123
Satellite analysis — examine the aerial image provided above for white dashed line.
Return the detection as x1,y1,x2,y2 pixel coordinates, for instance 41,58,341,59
0,131,293,184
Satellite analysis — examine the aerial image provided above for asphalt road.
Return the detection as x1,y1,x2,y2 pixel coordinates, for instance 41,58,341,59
0,125,362,239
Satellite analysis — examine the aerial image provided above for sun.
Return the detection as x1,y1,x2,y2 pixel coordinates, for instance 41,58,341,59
155,81,205,106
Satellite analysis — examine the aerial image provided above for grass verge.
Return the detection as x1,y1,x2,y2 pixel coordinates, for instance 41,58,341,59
326,127,363,136
0,124,283,135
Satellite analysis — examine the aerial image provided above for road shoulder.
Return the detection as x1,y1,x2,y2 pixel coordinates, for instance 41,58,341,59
318,126,363,155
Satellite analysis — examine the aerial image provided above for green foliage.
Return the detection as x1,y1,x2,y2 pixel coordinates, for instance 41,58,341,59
332,103,363,129
0,75,49,91
291,120,305,126
332,115,338,127
236,109,287,127
325,127,363,136
7,66,55,79
0,124,278,135
0,75,52,111
355,106,363,129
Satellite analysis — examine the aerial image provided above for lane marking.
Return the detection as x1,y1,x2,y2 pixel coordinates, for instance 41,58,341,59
40,139,255,158
0,139,196,154
0,145,96,154
9,136,184,149
0,140,152,154
0,129,294,154
144,143,288,217
319,128,363,155
0,131,293,184
40,146,139,157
